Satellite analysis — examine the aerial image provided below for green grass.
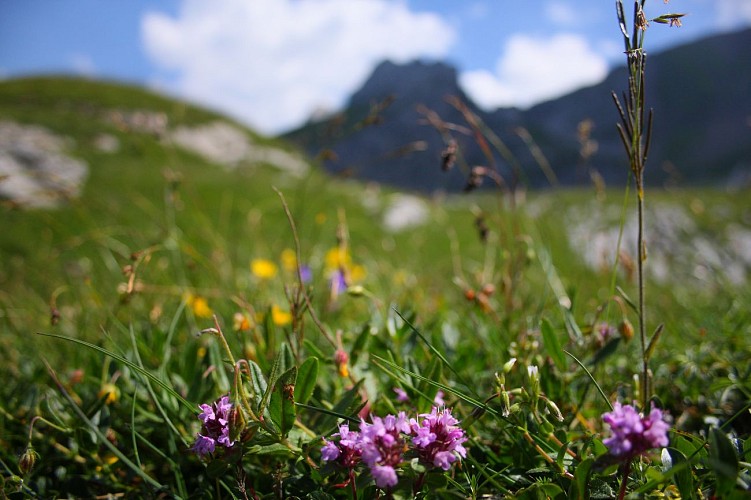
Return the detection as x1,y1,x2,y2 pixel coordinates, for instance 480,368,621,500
1,77,750,498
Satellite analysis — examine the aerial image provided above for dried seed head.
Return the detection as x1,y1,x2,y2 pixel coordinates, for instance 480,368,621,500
50,307,61,326
636,9,648,30
441,140,457,171
463,166,486,192
474,214,489,243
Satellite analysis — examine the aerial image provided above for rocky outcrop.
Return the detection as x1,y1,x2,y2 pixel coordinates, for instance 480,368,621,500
0,121,88,208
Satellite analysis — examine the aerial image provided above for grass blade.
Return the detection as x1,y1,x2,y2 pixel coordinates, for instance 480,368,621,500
563,349,612,410
43,359,167,493
37,332,194,412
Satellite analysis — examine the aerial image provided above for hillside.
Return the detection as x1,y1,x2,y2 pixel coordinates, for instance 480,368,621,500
285,28,751,192
0,76,480,353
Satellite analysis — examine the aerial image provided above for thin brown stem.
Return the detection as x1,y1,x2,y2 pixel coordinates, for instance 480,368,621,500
274,187,337,350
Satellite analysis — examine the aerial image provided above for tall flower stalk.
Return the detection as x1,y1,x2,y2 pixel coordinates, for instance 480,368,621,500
612,0,683,409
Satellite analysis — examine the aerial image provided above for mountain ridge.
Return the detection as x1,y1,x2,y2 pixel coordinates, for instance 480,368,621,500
285,27,751,192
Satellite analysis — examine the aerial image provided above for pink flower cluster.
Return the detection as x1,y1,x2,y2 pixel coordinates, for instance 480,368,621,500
602,402,670,458
322,406,467,489
191,394,236,457
410,406,467,471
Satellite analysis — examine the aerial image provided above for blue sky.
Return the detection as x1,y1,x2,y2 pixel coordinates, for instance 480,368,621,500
2,0,750,134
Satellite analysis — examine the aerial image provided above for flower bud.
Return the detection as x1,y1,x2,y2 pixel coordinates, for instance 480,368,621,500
545,398,564,422
527,365,540,397
19,447,39,475
500,390,511,418
619,319,634,342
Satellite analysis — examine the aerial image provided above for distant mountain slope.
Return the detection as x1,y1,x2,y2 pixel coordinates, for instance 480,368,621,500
0,77,307,208
285,28,751,192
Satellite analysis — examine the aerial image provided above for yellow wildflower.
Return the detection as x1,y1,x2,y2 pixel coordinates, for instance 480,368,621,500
98,383,120,404
280,248,297,272
315,212,327,225
271,305,292,326
186,293,213,318
324,247,352,271
251,258,278,280
350,264,367,283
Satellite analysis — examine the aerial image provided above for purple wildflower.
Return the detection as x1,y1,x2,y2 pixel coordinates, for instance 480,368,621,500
192,434,216,456
330,269,348,297
191,394,236,457
299,265,313,283
321,441,340,461
360,412,411,488
433,390,445,406
371,464,398,489
602,402,670,458
410,406,467,471
596,322,616,343
321,423,362,469
393,387,410,403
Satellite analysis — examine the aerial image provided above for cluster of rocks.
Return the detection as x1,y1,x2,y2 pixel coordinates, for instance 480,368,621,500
169,121,308,176
0,121,88,208
0,112,309,208
564,201,751,287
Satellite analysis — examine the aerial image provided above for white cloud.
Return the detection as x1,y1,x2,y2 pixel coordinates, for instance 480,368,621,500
459,33,608,110
716,0,751,28
141,0,455,134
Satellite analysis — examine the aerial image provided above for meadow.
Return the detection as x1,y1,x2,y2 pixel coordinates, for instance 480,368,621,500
2,6,751,498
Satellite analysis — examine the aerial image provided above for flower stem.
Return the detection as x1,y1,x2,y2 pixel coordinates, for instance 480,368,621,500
349,468,357,500
413,472,426,496
637,187,648,408
617,460,631,500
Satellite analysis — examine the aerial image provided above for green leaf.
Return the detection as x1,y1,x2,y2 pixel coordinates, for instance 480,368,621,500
269,367,297,437
349,323,371,365
294,357,318,405
280,342,295,374
320,380,364,430
541,317,566,371
615,285,638,313
708,427,739,496
409,457,427,474
247,442,296,458
572,457,593,500
206,458,231,479
247,360,268,405
666,447,695,499
302,339,327,361
644,323,664,361
516,482,565,499
259,349,284,415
